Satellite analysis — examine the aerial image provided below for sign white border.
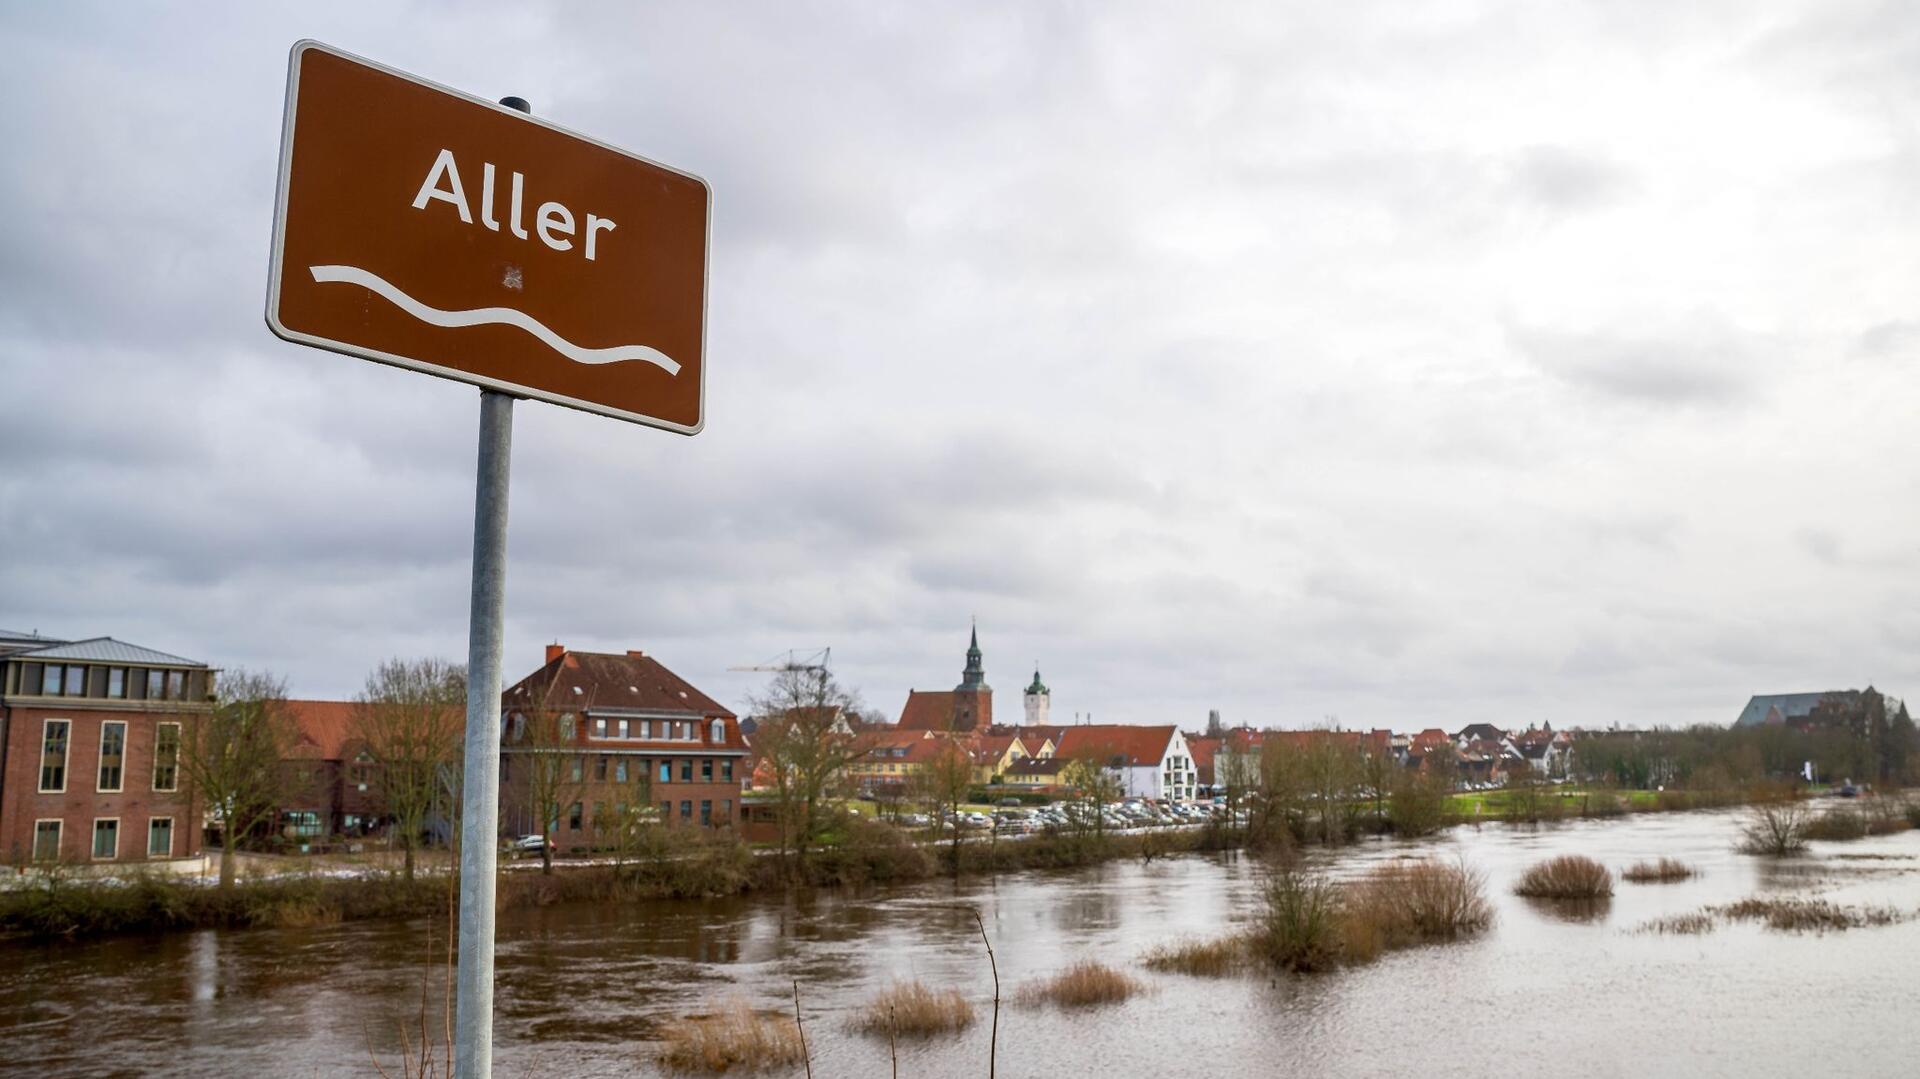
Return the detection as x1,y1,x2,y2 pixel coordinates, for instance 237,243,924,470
265,39,711,435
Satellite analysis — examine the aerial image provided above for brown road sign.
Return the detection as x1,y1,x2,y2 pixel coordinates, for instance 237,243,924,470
267,41,710,433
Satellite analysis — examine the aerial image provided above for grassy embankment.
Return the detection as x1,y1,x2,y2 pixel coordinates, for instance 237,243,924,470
0,821,1215,941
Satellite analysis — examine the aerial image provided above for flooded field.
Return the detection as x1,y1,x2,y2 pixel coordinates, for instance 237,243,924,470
5,808,1918,1077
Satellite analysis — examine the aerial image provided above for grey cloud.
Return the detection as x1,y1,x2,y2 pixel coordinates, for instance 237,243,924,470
1507,318,1763,407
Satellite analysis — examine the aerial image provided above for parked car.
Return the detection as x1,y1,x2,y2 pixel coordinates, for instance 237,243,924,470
999,797,1024,807
506,834,546,854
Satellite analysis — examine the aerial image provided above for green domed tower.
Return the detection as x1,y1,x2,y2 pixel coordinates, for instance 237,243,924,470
1023,664,1050,727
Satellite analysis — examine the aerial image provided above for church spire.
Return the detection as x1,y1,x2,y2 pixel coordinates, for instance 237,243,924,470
957,622,988,691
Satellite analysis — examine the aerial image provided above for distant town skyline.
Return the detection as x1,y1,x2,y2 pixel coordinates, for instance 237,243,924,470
3,2,1916,733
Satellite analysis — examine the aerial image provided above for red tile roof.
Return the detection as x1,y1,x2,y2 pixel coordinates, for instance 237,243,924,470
504,648,734,718
500,647,745,753
897,688,993,731
1054,725,1179,767
286,699,359,761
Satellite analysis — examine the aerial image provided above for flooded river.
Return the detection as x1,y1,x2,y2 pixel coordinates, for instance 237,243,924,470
5,808,1919,1077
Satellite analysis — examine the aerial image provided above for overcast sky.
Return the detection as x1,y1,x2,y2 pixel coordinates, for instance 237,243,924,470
3,2,1916,732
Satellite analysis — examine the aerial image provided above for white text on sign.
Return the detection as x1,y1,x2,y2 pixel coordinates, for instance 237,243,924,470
411,149,617,260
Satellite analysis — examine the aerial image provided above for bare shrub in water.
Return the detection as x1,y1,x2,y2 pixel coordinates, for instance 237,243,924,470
1256,866,1346,972
1738,793,1810,857
658,999,806,1073
1621,858,1696,883
1513,855,1614,899
851,981,974,1037
1017,960,1140,1007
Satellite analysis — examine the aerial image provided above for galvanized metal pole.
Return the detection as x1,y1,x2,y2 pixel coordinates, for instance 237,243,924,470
455,387,513,1079
453,93,532,1079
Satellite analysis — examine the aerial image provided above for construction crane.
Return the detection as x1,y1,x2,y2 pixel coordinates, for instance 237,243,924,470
728,647,832,674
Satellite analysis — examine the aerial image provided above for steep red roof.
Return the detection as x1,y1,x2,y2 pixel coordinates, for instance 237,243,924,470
1185,735,1222,786
1054,725,1179,767
285,699,358,761
898,690,957,730
897,687,993,731
500,646,746,753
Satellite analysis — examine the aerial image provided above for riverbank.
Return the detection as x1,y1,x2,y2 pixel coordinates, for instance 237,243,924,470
0,824,1218,941
7,788,1901,942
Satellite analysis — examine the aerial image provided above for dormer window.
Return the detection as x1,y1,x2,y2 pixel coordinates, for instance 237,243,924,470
709,719,726,743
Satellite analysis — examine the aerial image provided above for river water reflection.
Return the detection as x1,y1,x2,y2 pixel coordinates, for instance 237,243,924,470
5,808,1918,1077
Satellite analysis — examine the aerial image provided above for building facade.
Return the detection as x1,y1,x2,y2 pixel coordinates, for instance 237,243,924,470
0,631,209,865
500,645,747,847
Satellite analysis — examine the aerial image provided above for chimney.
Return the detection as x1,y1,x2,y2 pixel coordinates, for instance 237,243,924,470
546,643,565,664
627,649,645,659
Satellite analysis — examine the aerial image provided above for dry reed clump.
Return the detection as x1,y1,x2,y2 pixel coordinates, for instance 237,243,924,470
1718,897,1909,933
1803,808,1870,842
1140,935,1248,977
1341,858,1494,960
1258,858,1494,973
850,981,974,1038
1620,858,1696,884
1016,960,1140,1008
657,999,807,1073
1512,855,1614,900
1633,911,1717,935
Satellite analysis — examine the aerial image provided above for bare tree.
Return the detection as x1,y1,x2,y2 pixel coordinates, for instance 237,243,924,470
748,667,863,879
352,658,466,881
1300,731,1362,845
182,668,296,889
916,737,975,877
508,696,589,875
1252,737,1306,849
596,759,658,878
1061,748,1123,841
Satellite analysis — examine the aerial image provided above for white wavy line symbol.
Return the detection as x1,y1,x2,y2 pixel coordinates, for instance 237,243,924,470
308,264,681,375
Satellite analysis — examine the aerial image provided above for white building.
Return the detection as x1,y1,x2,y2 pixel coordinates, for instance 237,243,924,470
1055,724,1196,801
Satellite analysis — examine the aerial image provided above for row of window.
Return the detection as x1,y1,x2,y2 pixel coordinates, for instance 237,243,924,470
31,816,175,861
585,716,726,743
39,719,180,794
506,755,737,786
507,713,730,745
561,799,731,829
17,662,197,701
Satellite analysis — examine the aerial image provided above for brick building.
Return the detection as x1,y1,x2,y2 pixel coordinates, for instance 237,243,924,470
499,645,747,847
283,699,387,839
897,626,995,733
0,630,209,865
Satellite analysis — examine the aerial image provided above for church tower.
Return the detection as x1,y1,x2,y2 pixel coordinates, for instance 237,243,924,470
950,624,992,731
1024,665,1050,727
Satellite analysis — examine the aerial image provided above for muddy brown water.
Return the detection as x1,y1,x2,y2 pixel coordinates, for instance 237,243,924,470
4,808,1918,1077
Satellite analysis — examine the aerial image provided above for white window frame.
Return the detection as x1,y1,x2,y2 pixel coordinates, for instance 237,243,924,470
32,818,63,862
91,816,120,861
147,815,175,858
709,719,726,743
97,719,128,793
152,721,182,792
39,718,71,793
617,719,630,738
